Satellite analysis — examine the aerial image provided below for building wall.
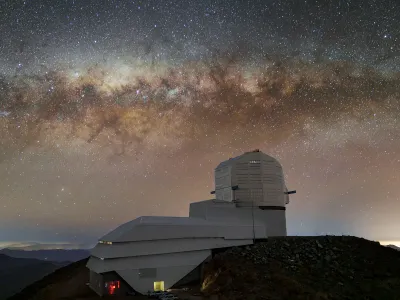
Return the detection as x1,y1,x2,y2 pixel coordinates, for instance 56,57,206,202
108,250,212,294
231,156,286,207
87,229,260,295
89,271,133,296
104,221,264,243
89,270,104,296
215,165,233,201
214,151,287,207
117,265,199,295
103,272,132,296
88,249,211,274
259,208,287,236
91,237,256,259
189,200,287,236
172,262,203,287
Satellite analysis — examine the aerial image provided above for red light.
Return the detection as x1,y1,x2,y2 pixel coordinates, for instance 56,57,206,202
106,281,120,295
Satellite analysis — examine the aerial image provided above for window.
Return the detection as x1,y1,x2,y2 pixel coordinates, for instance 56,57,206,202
154,281,165,291
249,160,260,164
138,268,157,278
98,241,112,245
105,280,120,295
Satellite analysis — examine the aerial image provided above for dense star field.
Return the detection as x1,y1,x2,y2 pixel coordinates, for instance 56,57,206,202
0,0,399,244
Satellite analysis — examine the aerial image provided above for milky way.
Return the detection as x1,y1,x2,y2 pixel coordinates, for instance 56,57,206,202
0,0,399,244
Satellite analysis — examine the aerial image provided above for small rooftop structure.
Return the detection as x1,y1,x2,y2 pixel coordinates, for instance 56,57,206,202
87,150,295,296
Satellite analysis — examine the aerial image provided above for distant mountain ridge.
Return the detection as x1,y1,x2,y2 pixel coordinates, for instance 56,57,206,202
0,248,90,262
1,241,94,250
0,254,70,300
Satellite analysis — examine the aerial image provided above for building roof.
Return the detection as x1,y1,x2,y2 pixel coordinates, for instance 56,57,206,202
135,216,213,225
99,214,267,243
215,154,241,169
100,216,226,243
215,150,280,169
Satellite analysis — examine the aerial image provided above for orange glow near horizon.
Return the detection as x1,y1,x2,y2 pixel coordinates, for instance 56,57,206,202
379,241,400,247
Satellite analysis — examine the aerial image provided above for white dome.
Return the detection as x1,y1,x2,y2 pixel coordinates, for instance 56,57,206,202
214,150,289,207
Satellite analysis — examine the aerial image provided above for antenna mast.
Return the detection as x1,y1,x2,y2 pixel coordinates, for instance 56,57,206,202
251,197,255,243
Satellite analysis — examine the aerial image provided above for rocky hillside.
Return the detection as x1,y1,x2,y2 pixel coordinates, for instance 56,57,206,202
202,236,400,300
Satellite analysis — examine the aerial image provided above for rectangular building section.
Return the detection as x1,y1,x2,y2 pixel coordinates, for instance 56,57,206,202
87,150,294,296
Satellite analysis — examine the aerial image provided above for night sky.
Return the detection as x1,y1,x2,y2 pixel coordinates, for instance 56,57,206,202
0,0,399,246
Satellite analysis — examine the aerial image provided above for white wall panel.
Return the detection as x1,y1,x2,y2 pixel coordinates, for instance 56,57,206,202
214,151,288,207
91,237,254,259
189,200,287,236
88,249,211,273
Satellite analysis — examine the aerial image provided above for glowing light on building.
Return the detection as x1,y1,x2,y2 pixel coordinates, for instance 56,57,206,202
105,280,120,295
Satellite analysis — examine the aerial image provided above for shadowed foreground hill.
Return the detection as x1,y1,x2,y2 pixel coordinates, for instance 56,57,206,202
6,258,94,300
202,236,400,300
7,236,400,300
0,254,69,300
387,245,400,251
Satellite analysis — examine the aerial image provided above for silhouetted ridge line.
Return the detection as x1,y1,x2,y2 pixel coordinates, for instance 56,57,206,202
6,258,89,300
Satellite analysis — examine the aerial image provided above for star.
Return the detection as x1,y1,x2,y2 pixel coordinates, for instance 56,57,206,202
0,0,398,245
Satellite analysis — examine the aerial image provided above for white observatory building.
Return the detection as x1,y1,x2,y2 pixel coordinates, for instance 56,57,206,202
191,149,291,236
87,150,295,296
